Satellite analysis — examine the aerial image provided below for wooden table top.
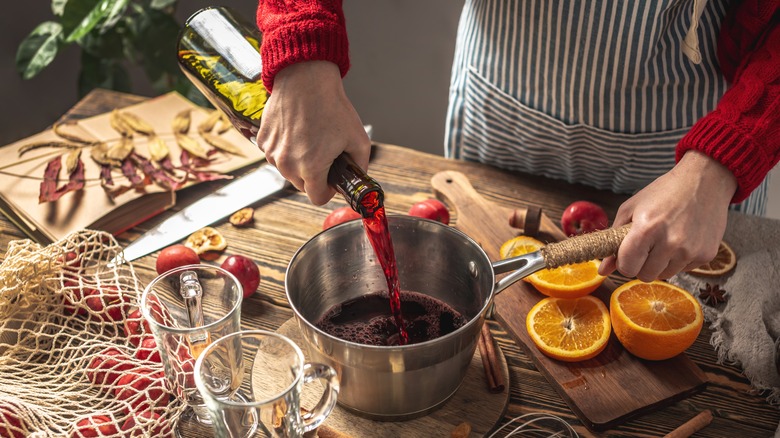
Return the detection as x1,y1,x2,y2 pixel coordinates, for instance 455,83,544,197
1,89,777,437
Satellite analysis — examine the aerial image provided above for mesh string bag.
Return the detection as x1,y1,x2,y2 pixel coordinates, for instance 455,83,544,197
0,230,185,437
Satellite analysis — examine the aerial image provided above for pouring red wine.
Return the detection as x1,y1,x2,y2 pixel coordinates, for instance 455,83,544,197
178,6,425,345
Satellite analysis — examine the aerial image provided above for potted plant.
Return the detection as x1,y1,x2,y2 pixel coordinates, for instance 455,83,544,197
15,0,206,105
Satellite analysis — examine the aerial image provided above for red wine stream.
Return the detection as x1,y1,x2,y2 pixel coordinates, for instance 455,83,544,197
176,9,410,344
360,191,408,345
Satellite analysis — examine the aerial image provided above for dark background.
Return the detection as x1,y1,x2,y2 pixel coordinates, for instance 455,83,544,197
1,1,463,157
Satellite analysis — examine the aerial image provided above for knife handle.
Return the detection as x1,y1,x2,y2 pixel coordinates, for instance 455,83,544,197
541,224,631,268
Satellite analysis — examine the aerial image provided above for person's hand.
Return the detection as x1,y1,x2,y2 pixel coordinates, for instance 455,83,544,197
598,150,737,281
256,61,371,205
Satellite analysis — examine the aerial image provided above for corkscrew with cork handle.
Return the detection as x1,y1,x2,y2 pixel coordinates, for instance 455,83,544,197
177,5,632,288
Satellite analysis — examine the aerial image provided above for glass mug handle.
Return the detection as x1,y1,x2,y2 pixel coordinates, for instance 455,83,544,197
300,362,339,432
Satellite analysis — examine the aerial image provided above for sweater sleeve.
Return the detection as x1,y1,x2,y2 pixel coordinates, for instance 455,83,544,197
675,1,780,203
256,0,350,92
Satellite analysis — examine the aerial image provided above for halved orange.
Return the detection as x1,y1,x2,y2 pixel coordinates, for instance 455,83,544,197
500,235,606,297
525,295,611,362
690,240,736,277
610,280,703,361
499,235,544,259
527,260,607,299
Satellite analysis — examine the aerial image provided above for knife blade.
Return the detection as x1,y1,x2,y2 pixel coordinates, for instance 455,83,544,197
114,164,289,264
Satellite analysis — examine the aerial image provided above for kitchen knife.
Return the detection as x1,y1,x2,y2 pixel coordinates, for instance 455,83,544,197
114,163,289,264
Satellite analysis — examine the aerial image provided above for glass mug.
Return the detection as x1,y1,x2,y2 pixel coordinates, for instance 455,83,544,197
140,264,243,437
194,330,339,438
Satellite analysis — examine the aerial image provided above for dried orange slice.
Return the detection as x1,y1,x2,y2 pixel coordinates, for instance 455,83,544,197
610,280,703,361
527,260,606,299
499,235,544,259
185,226,227,255
526,295,611,362
689,240,736,277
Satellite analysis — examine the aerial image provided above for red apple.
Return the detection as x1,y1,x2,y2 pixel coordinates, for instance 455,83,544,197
86,347,135,388
62,281,87,316
114,369,169,414
408,199,450,225
220,254,261,298
123,307,151,348
84,285,131,323
560,200,609,236
121,411,169,437
171,343,197,390
141,294,175,327
134,337,162,363
155,244,200,275
60,252,87,316
69,414,118,438
323,206,361,230
0,402,26,438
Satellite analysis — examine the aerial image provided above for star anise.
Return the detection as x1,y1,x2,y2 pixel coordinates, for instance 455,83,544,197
699,283,727,306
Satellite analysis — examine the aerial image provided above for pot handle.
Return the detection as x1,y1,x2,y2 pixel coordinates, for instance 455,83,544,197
493,224,631,294
543,223,631,268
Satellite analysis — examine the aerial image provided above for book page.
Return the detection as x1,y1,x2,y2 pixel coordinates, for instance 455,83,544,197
0,92,265,244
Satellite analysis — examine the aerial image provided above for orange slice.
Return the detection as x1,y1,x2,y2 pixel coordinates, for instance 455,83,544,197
499,235,544,259
525,295,611,362
689,240,736,277
500,235,606,297
527,260,607,299
610,280,703,361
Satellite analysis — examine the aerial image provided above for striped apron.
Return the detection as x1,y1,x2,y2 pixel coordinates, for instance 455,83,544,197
445,0,768,215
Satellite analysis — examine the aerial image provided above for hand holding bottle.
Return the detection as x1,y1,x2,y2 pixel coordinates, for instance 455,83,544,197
178,6,379,212
257,61,372,205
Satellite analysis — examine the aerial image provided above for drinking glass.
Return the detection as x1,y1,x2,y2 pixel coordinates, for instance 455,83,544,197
140,264,243,437
194,330,339,438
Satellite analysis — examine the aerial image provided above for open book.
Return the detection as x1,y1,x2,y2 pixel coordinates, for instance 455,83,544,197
0,92,264,245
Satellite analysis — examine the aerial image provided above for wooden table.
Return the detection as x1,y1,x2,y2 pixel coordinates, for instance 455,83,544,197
1,89,777,437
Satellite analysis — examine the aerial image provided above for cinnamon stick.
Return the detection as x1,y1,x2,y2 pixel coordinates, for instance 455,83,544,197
664,410,713,438
316,425,353,438
478,322,505,393
301,409,352,438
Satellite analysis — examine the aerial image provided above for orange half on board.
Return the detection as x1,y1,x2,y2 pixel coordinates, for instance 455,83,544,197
526,295,611,362
610,280,703,361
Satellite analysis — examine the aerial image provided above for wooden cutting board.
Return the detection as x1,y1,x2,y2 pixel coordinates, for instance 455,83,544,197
431,170,708,432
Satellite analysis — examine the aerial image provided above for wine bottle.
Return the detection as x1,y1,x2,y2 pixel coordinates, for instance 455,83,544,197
177,6,383,217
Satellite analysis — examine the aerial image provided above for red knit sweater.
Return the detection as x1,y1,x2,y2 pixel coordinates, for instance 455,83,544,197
257,0,780,203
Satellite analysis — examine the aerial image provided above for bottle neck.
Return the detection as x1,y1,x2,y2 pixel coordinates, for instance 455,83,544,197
327,153,384,217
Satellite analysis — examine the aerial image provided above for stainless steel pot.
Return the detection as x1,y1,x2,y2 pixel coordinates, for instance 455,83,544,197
285,215,626,420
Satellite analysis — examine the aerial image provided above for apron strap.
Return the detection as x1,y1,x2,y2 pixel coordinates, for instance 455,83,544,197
682,0,710,64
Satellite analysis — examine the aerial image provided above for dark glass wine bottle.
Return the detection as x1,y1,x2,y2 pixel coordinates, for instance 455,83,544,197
177,6,383,217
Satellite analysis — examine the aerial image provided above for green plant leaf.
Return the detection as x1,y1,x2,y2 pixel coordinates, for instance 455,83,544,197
149,0,176,10
52,0,68,16
100,0,130,31
16,21,63,80
63,0,123,42
127,7,181,89
81,27,125,59
78,51,131,96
